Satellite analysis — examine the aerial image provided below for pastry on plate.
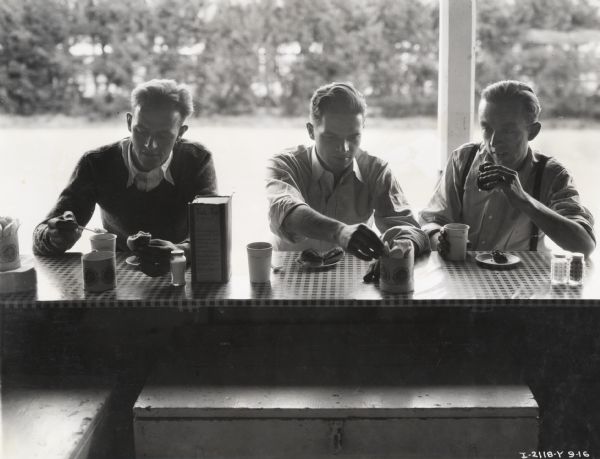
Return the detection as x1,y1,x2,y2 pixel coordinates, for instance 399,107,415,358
126,231,152,251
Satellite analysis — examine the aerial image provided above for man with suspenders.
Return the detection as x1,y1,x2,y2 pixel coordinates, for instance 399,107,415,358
420,80,595,256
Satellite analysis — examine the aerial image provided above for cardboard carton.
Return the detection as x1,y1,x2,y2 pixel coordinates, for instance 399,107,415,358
188,196,232,282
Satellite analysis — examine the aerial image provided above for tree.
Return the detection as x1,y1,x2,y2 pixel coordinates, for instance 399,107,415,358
476,0,600,118
368,0,439,116
1,0,599,119
194,0,261,114
0,0,78,115
70,0,153,117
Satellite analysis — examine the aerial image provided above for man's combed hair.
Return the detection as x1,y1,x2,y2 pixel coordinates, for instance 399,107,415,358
481,80,541,124
131,79,194,120
310,82,367,124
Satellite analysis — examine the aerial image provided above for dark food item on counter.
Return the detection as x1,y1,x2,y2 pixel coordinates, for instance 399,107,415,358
299,248,324,267
477,162,496,191
127,231,152,251
299,248,344,268
322,247,344,264
490,249,508,264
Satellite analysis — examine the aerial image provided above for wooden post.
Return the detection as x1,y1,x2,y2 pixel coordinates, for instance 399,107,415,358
438,0,476,168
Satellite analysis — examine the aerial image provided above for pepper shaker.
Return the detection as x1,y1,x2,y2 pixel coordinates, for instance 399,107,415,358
569,252,585,286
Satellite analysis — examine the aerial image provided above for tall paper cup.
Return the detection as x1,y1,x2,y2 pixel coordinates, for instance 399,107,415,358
247,242,272,283
0,219,21,272
443,223,470,261
90,232,117,252
82,250,117,292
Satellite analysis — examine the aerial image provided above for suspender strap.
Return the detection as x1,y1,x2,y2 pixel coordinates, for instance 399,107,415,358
459,143,480,213
529,154,550,251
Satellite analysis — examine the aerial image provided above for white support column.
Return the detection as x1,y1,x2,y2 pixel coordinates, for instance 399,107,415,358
438,0,476,168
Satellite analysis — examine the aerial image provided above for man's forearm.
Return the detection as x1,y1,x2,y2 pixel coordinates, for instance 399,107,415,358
519,196,595,256
380,226,431,257
282,205,344,246
33,224,54,256
32,223,70,256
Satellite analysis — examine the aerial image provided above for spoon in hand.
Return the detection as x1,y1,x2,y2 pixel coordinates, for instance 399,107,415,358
78,225,107,234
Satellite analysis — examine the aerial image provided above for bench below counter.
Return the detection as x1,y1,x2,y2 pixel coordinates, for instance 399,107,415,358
3,381,112,459
133,348,539,459
134,382,538,459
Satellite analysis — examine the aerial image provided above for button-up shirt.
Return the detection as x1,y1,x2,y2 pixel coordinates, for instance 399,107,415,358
122,141,174,191
267,144,427,252
419,142,595,251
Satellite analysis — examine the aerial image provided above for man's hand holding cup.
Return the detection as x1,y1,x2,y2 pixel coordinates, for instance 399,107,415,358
437,223,470,261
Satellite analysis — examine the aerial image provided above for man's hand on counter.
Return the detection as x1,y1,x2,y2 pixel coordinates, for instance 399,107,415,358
336,223,384,261
436,231,450,260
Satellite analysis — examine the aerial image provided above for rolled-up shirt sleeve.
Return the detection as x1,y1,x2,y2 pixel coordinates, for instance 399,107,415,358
266,155,309,244
373,164,430,256
419,151,463,233
547,169,595,244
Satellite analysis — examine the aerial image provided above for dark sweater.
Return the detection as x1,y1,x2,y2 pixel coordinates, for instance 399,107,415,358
33,138,217,254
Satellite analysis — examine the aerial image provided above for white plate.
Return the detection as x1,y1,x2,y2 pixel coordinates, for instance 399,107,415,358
295,257,343,270
125,255,140,266
475,252,521,270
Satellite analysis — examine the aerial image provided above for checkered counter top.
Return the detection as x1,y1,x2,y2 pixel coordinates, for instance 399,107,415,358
1,251,599,308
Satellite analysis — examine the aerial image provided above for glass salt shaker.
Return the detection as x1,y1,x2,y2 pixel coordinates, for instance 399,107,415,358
569,252,585,286
550,252,571,285
170,249,187,286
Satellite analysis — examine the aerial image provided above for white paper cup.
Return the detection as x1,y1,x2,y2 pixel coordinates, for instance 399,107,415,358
442,223,470,261
90,232,117,252
247,242,273,283
0,228,20,272
82,250,117,292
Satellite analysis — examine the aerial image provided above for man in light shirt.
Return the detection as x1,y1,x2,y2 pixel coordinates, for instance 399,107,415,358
33,79,217,266
420,80,595,256
266,82,429,261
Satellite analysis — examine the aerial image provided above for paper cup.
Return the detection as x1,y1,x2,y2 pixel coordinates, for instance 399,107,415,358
82,250,117,292
0,227,20,272
443,223,470,261
90,232,117,252
247,242,272,283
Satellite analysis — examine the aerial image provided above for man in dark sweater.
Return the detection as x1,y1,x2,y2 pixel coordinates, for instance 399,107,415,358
33,79,217,267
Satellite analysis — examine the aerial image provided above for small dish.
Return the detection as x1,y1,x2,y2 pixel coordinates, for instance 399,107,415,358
296,257,343,270
125,255,140,267
475,252,521,270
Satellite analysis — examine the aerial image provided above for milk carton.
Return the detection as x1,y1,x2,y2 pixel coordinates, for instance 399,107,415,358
188,196,232,283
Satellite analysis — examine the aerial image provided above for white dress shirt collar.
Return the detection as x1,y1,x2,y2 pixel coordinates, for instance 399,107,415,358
309,145,364,183
122,140,175,191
